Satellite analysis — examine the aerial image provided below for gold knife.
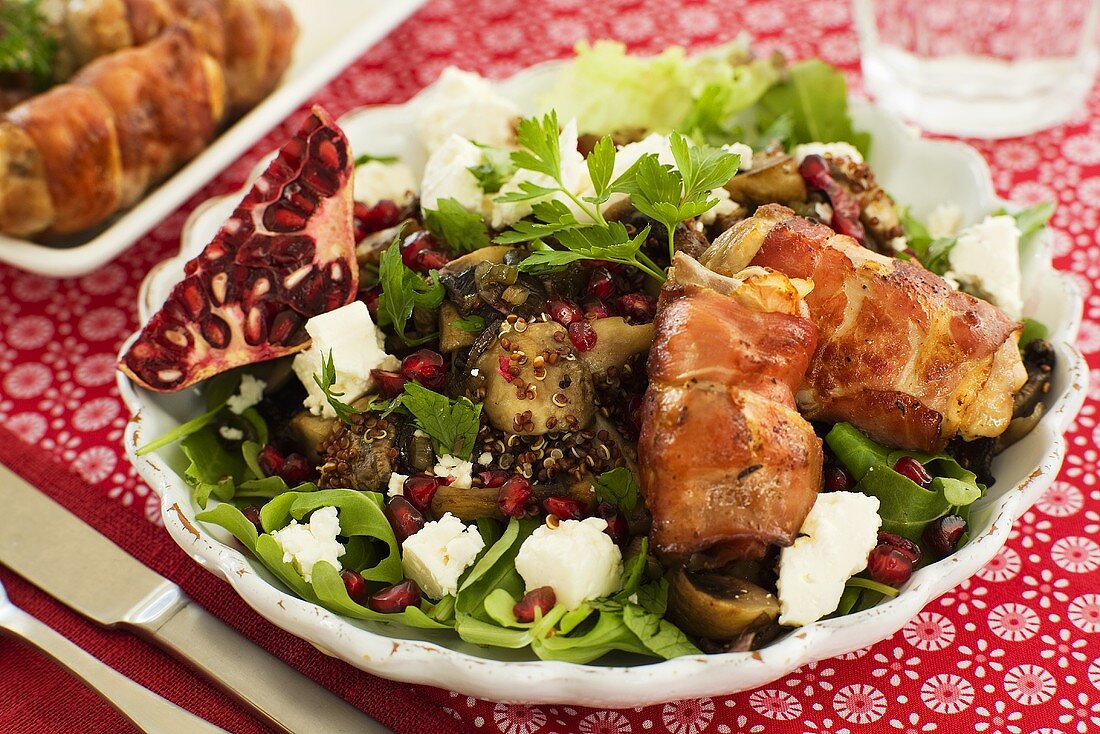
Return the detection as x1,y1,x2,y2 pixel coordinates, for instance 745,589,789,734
0,463,391,734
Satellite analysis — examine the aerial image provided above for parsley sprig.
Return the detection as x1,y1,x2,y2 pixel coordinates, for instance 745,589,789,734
423,198,490,251
376,235,445,345
0,0,56,89
313,350,364,425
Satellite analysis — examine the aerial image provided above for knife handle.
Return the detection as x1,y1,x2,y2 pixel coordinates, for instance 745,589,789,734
0,605,227,734
134,599,390,734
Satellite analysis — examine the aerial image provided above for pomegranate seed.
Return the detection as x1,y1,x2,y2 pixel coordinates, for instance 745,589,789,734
567,320,597,352
385,496,426,542
258,444,285,476
586,267,616,300
615,293,657,324
546,297,583,326
279,453,313,486
866,544,914,587
478,470,509,488
403,475,444,513
368,580,421,613
359,284,381,318
596,502,629,546
353,199,401,241
924,515,968,559
877,531,922,565
400,231,436,269
513,586,556,623
497,355,516,381
370,369,407,397
823,465,855,492
415,249,451,271
498,476,534,518
798,154,866,243
401,349,446,390
582,298,612,320
543,496,588,521
893,456,933,488
341,569,368,603
242,505,264,534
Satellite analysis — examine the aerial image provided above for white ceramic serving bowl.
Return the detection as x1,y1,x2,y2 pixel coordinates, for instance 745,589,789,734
0,0,427,278
119,62,1088,707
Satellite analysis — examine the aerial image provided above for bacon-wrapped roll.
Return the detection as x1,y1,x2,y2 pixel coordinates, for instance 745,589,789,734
0,28,225,236
702,204,1028,452
639,253,823,563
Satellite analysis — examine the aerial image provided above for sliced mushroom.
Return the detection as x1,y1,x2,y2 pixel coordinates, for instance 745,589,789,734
667,567,780,640
287,411,334,463
431,478,596,521
579,317,654,380
475,321,595,435
441,245,513,273
723,153,807,207
439,302,479,353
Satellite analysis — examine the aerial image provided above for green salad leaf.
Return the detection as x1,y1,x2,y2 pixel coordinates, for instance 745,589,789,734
0,0,56,89
1019,317,1048,350
354,152,399,166
593,467,640,512
757,59,871,155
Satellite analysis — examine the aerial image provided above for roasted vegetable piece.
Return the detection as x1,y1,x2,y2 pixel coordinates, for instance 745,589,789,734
441,245,512,272
475,321,595,435
430,478,595,521
287,410,332,462
667,567,780,640
439,301,479,353
578,317,654,380
318,411,398,491
723,151,807,207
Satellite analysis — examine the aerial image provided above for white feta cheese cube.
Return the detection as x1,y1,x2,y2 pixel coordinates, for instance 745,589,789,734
792,141,864,165
270,506,345,583
292,301,400,418
218,426,244,441
491,118,590,229
514,518,623,610
927,203,964,239
226,373,265,415
432,454,473,489
387,472,409,499
401,513,486,599
418,67,521,152
777,491,881,627
354,160,417,207
722,142,754,171
477,451,493,466
948,214,1023,318
420,134,489,216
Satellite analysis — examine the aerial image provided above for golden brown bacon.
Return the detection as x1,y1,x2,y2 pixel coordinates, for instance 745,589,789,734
702,204,1027,452
638,254,823,563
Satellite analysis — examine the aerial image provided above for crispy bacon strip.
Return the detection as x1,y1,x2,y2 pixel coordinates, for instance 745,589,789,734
702,204,1027,452
639,254,822,563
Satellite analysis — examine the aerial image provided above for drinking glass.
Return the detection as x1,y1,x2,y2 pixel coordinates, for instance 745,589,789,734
853,0,1100,138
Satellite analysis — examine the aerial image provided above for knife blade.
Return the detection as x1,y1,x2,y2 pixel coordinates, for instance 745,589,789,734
0,463,391,734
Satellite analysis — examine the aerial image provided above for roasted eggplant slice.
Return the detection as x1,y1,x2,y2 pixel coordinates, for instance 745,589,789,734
667,567,780,640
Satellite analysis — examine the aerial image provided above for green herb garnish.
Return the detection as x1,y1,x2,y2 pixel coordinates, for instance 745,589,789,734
423,198,491,251
450,314,486,333
0,0,56,90
376,236,446,344
593,467,640,512
468,145,515,194
399,381,482,461
354,153,399,166
312,350,361,426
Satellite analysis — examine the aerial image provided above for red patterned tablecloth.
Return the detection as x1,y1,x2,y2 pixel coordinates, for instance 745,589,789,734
2,1,1099,732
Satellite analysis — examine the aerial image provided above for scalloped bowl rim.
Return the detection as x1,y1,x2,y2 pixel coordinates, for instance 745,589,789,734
118,60,1088,707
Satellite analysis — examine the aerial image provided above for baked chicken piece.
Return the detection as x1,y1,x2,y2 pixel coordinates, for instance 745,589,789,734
638,253,823,564
701,204,1028,452
0,28,225,236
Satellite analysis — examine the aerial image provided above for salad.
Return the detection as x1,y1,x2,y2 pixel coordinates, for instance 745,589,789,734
123,41,1057,663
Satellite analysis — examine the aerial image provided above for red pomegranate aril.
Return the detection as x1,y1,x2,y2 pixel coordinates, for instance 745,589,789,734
385,496,426,542
924,514,968,559
279,452,314,486
893,456,933,488
866,544,914,587
368,580,421,614
258,444,286,476
498,476,534,518
242,504,264,534
582,298,611,320
416,248,451,271
596,502,629,546
823,465,855,492
513,586,557,623
370,369,407,398
877,531,922,565
586,267,616,300
567,320,597,352
354,199,401,241
400,231,437,269
403,475,443,513
543,496,588,521
546,297,583,326
478,470,509,488
798,154,866,243
401,349,446,390
359,284,381,318
341,569,368,603
615,293,657,324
